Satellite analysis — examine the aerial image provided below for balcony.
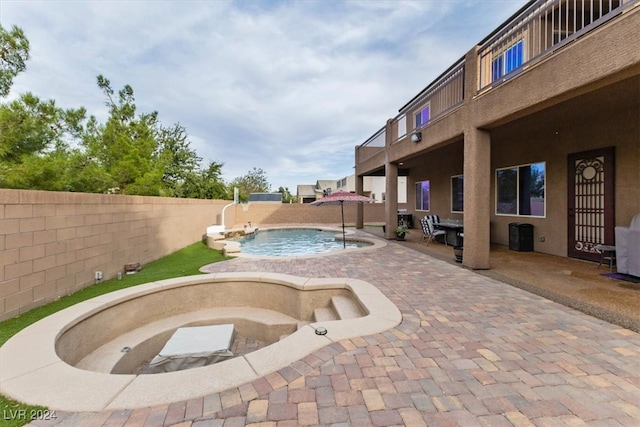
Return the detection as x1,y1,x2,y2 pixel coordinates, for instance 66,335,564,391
356,126,386,164
478,0,637,91
355,0,638,172
396,59,465,142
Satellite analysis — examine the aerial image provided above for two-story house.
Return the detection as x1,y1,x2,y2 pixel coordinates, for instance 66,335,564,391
354,0,639,269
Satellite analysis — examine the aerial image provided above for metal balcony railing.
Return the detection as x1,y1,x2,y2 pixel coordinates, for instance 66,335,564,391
478,0,637,91
399,60,466,140
357,59,465,160
356,126,386,164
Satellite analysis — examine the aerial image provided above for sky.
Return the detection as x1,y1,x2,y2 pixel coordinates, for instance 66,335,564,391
1,0,528,194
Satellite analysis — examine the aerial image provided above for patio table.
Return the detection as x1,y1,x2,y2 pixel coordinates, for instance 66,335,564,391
436,220,464,247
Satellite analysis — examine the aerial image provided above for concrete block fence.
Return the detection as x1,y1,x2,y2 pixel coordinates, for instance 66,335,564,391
0,190,227,321
0,190,386,320
230,202,385,228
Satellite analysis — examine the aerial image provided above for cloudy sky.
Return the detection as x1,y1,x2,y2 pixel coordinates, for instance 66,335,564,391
1,0,528,193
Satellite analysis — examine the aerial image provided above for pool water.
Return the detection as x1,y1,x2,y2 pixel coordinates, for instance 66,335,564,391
236,228,369,256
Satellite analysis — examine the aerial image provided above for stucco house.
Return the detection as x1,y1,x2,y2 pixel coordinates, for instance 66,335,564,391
335,174,408,203
296,180,337,203
354,0,639,269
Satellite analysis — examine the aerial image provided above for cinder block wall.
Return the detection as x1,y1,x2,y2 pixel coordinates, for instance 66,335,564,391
0,190,227,321
0,191,386,320
232,203,386,227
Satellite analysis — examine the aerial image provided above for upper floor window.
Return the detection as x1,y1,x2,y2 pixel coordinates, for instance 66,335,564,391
415,180,430,211
496,162,545,217
414,104,430,129
492,39,524,81
451,175,463,213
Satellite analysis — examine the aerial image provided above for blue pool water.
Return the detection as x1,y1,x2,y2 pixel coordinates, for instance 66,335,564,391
236,228,370,256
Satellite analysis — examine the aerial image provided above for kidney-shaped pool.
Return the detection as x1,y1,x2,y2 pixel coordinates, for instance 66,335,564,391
209,226,386,258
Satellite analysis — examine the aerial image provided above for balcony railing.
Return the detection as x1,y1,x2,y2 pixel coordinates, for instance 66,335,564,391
356,0,636,167
358,59,465,160
356,126,386,164
398,60,466,141
478,0,637,91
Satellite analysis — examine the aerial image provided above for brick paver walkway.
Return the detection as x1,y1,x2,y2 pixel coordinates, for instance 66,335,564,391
28,234,640,426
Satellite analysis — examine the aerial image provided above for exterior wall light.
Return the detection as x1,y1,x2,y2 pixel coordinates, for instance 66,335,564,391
411,132,422,143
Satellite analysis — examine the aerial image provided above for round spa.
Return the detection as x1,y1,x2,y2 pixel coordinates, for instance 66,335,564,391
0,272,401,412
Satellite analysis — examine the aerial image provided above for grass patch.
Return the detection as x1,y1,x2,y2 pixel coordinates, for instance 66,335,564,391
0,242,230,427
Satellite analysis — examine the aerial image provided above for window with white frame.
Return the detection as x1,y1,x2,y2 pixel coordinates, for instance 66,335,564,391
414,104,430,129
492,39,524,81
496,162,545,216
415,180,430,211
451,175,463,213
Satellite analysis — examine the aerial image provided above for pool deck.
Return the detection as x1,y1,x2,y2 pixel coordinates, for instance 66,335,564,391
24,227,640,426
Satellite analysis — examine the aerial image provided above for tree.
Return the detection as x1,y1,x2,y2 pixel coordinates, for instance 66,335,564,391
277,186,297,203
228,167,271,202
82,75,162,194
155,122,203,196
82,75,229,198
0,29,229,198
0,92,89,190
0,24,30,98
0,147,110,192
180,160,228,200
0,93,86,162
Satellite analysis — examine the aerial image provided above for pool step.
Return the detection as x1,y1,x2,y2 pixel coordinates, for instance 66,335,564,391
330,295,365,320
312,296,365,322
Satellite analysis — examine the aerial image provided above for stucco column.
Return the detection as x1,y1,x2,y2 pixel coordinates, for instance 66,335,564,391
385,161,398,239
356,175,364,229
463,126,491,269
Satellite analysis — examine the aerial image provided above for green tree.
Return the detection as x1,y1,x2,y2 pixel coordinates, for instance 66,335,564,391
0,24,30,98
180,160,228,199
228,167,271,202
82,76,228,198
0,93,88,190
277,186,297,203
0,147,110,192
82,75,161,194
0,93,85,162
155,122,203,196
0,27,229,199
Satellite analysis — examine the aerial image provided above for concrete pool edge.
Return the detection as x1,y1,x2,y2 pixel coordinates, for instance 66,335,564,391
207,226,387,259
0,273,401,412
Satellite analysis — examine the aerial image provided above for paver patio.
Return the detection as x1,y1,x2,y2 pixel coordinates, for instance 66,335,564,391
26,230,640,426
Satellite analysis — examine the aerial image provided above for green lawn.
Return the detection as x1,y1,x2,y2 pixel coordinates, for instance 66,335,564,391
0,242,230,427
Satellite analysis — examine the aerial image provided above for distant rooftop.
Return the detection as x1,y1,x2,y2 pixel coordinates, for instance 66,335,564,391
248,193,282,203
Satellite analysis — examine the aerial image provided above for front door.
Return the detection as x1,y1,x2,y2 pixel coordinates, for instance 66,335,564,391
567,147,615,261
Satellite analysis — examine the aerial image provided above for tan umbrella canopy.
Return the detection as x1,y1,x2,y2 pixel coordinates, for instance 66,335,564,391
311,191,374,247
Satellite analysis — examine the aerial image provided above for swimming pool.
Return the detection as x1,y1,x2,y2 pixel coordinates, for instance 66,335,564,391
236,228,371,256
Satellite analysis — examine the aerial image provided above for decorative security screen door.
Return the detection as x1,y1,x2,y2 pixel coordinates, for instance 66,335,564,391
567,147,615,261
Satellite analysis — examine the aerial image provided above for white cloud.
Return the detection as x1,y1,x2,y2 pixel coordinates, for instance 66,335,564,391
2,0,528,192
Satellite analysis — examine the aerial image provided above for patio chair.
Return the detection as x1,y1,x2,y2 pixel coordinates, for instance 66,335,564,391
424,215,441,228
420,216,446,246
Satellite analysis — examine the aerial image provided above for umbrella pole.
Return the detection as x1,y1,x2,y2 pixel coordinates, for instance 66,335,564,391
341,202,346,248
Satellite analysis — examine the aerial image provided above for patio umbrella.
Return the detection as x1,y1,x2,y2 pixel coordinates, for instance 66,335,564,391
311,191,374,247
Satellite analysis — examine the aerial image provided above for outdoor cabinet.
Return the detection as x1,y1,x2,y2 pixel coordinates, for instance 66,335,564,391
509,223,534,251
